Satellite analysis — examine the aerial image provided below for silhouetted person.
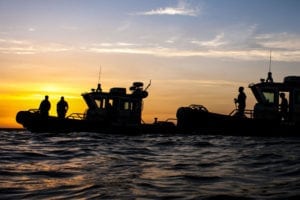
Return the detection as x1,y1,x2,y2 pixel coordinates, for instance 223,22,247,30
96,83,102,92
234,86,246,117
280,93,288,121
266,72,273,83
39,95,51,118
57,96,68,119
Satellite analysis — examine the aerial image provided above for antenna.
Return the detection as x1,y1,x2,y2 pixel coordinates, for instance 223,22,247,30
268,50,272,73
95,65,103,92
145,79,152,91
266,50,274,83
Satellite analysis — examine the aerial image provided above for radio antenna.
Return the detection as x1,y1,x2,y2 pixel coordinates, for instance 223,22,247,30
145,79,152,91
95,65,102,92
268,50,272,73
266,50,274,83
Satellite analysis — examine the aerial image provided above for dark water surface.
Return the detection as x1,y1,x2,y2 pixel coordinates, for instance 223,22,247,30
0,130,299,200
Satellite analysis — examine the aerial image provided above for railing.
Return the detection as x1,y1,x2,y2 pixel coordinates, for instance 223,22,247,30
189,104,208,112
67,113,86,120
142,118,177,124
25,109,86,120
166,118,177,122
166,118,177,125
28,109,40,113
229,109,254,118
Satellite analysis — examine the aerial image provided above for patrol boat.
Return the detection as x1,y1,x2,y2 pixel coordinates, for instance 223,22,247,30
176,74,300,136
16,81,176,134
16,74,300,136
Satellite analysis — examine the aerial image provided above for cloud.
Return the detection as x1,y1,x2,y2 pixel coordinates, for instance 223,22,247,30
256,33,300,50
28,28,36,32
191,33,227,47
86,46,300,62
134,0,200,16
92,42,137,47
190,26,300,53
1,30,300,62
165,36,181,44
116,21,131,32
0,39,72,54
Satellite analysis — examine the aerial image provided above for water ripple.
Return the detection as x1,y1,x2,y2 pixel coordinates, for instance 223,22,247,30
0,130,299,199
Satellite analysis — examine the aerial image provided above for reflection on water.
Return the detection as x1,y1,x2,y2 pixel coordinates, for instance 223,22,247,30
0,131,299,199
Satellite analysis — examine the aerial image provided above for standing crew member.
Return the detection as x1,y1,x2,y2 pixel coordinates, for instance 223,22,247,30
234,86,246,117
57,96,69,119
279,93,288,120
39,95,51,118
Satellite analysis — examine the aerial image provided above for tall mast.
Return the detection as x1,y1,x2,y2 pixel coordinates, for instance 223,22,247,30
95,65,102,92
266,50,274,83
268,50,272,73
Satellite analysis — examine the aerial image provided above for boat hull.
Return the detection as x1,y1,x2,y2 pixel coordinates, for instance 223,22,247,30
16,109,299,137
15,75,300,137
176,107,299,137
16,110,177,134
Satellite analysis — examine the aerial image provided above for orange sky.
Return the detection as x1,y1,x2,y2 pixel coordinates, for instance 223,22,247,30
1,52,259,128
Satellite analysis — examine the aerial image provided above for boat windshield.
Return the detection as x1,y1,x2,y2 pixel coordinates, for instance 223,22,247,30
262,91,275,104
95,98,113,109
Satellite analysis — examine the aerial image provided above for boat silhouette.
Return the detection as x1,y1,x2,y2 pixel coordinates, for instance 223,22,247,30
16,75,300,136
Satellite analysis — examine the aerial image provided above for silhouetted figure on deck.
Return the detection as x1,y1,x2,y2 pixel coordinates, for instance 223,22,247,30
96,83,102,92
57,96,69,119
234,86,246,117
266,72,273,83
39,95,51,118
280,93,288,121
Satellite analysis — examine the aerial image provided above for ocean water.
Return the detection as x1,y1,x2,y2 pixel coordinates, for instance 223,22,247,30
0,130,299,200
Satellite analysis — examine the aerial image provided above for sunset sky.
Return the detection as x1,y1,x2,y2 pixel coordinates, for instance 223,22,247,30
1,0,300,128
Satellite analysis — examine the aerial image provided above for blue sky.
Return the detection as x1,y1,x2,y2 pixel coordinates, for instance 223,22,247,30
1,0,299,58
0,0,300,127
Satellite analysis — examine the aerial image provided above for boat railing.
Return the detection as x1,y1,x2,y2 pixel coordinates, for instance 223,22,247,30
144,117,177,125
166,118,177,122
28,109,40,113
189,104,208,112
166,118,177,125
229,109,254,118
67,113,86,120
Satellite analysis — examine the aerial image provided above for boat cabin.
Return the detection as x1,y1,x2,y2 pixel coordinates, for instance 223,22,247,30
82,82,148,125
249,76,300,122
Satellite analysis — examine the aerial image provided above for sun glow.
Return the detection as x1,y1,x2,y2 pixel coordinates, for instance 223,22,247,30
40,85,62,93
0,82,87,128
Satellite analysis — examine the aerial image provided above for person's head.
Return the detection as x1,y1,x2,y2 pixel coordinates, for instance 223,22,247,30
61,96,64,100
238,86,244,93
280,93,285,98
45,95,49,100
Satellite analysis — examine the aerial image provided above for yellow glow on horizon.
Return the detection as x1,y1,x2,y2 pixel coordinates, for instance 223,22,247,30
0,94,86,128
0,78,256,128
0,81,87,128
0,74,255,128
38,85,63,93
